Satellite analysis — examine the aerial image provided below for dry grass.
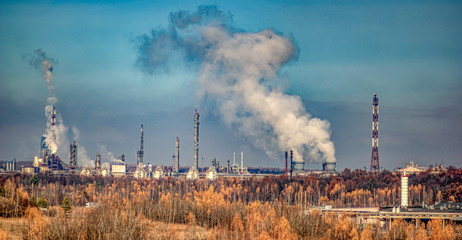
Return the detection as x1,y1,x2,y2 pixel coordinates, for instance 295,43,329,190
149,220,210,240
0,217,24,240
0,210,210,240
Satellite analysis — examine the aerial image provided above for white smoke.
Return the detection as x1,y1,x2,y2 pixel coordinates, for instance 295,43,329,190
26,49,69,157
136,6,336,163
98,145,121,163
41,59,55,92
43,104,68,155
71,125,93,167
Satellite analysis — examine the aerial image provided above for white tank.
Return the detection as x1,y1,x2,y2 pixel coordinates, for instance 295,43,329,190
206,167,218,180
186,166,199,180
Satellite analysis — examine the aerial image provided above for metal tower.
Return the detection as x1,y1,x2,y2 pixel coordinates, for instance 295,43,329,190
370,93,380,172
137,124,144,165
194,109,200,168
70,140,77,169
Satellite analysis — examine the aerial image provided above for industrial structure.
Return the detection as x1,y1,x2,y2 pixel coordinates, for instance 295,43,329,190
5,159,16,172
395,161,428,175
137,124,144,165
96,153,101,170
194,109,200,168
322,162,336,173
370,93,380,172
172,137,180,179
187,108,200,180
41,136,48,161
51,105,56,126
119,154,125,164
111,164,127,177
8,101,345,179
206,164,218,180
70,140,77,170
401,171,409,208
292,150,305,174
153,165,164,179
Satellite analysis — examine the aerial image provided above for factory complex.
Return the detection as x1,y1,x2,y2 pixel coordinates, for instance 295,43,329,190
1,107,335,180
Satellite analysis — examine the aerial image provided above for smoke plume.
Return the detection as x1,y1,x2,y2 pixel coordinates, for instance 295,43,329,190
25,49,68,156
98,145,121,164
136,5,336,163
24,49,56,93
72,126,93,167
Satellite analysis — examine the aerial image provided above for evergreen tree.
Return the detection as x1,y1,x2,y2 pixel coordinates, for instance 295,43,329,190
37,197,48,208
61,196,72,217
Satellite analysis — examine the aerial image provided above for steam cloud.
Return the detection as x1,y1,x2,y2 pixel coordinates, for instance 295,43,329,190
98,145,122,164
25,49,68,156
72,126,93,167
137,5,336,163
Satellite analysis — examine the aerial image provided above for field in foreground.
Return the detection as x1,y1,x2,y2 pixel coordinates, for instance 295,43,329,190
0,208,210,240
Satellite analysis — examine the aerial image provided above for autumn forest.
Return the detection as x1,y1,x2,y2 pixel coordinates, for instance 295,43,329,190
1,167,462,239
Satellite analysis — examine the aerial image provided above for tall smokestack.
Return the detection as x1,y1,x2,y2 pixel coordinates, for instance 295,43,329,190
285,151,288,176
51,105,56,126
194,109,200,168
290,150,293,178
174,137,180,172
137,124,144,165
241,152,244,172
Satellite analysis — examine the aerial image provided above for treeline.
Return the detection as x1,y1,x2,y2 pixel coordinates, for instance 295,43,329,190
1,167,462,218
1,168,462,239
15,191,462,240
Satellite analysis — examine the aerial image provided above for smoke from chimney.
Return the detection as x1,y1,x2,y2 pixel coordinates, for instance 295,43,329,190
25,49,69,156
71,125,95,167
136,5,336,164
98,144,121,164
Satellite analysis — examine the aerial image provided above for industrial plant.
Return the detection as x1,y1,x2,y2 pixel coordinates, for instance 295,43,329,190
1,104,336,179
0,93,451,184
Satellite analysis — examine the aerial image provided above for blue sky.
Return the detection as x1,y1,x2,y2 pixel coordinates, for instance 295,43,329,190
1,0,461,170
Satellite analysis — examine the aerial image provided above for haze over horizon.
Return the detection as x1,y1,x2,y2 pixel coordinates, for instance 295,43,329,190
1,0,461,171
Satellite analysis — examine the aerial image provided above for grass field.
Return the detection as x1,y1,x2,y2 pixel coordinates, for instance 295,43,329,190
0,217,23,240
0,209,210,240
